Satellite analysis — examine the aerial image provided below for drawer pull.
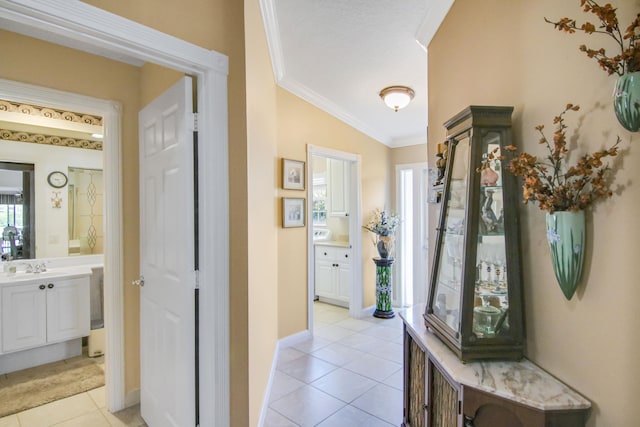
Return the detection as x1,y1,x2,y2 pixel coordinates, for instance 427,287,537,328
47,283,54,289
39,284,46,290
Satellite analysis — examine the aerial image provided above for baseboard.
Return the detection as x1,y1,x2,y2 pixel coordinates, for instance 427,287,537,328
258,328,312,426
124,388,140,408
278,329,312,348
257,343,280,427
357,305,376,319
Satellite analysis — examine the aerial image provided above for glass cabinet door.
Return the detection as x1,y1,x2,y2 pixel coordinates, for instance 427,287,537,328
424,105,523,362
473,132,509,338
430,134,471,334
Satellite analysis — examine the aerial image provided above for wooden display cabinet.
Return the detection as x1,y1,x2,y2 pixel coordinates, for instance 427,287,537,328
424,106,525,362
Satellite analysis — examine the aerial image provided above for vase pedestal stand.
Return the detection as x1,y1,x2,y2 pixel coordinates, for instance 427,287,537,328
373,258,395,319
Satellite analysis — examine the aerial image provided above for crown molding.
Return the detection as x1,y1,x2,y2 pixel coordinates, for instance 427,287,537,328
415,0,455,50
279,76,392,145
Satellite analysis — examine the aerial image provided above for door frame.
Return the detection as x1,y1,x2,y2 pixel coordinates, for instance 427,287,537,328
0,2,230,425
307,145,362,328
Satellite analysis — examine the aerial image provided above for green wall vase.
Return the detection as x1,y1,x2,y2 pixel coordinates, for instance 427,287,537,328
613,71,640,132
545,211,585,300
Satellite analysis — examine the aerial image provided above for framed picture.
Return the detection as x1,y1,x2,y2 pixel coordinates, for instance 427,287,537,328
282,158,305,190
282,197,305,228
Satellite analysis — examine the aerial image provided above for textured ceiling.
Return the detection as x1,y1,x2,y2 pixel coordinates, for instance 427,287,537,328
0,0,454,147
262,0,454,147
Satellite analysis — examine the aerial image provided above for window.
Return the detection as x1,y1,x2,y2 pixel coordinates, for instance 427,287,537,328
0,195,24,259
312,174,327,226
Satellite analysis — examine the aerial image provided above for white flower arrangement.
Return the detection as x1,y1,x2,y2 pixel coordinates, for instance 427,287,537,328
363,209,400,236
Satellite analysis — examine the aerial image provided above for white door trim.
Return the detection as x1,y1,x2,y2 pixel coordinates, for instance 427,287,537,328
307,145,363,328
0,2,230,425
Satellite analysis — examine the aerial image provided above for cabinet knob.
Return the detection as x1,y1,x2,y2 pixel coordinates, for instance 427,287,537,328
324,252,327,256
39,284,46,290
47,283,54,289
344,254,348,258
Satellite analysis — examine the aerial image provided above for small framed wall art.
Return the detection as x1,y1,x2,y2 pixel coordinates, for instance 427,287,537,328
282,197,305,228
282,158,305,190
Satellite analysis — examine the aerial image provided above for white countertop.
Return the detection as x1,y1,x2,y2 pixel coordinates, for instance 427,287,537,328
313,240,350,248
400,304,591,412
0,266,93,284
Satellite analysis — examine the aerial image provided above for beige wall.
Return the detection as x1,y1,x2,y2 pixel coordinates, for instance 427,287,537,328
429,1,640,425
245,0,279,424
276,88,391,335
390,143,428,210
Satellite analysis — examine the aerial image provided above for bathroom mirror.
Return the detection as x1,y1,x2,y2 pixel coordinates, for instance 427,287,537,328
0,98,104,259
0,162,34,260
68,167,104,255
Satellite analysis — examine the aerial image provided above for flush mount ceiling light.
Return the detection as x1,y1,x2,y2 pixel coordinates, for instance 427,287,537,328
379,86,415,112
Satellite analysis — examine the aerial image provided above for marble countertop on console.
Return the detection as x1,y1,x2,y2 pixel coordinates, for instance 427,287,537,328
400,304,591,412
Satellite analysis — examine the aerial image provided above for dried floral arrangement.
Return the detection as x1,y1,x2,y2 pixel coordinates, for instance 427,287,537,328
482,104,620,213
545,0,640,76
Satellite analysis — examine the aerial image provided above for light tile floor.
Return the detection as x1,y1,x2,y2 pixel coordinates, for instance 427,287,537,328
1,302,403,427
264,302,404,427
0,386,145,427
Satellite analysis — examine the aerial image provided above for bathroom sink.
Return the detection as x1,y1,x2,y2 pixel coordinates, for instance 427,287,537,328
313,229,332,241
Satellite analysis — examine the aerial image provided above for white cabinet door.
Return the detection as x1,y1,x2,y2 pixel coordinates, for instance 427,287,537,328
336,263,351,301
315,259,335,297
1,282,47,353
46,277,90,343
328,158,349,217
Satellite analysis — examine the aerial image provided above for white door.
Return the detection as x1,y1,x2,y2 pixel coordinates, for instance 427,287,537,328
396,163,429,307
138,77,196,427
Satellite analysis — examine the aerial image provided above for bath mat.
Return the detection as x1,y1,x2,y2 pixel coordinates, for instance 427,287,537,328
0,356,104,417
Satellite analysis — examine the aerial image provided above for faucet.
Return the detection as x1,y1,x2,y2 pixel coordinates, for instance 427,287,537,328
34,261,47,273
24,261,48,273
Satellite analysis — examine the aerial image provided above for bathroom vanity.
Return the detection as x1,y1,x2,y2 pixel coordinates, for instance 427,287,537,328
0,264,92,374
314,241,351,307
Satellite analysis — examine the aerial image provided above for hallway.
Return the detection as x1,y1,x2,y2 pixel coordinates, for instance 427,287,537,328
264,302,404,426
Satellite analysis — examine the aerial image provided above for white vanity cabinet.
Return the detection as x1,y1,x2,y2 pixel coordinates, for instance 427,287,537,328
315,244,351,306
1,276,90,354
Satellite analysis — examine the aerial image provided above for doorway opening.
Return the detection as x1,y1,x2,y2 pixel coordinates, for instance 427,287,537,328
1,3,229,425
307,145,363,332
0,82,111,418
395,162,429,308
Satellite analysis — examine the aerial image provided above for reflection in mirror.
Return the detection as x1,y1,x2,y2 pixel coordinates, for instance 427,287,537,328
0,162,34,260
68,167,103,255
0,97,103,259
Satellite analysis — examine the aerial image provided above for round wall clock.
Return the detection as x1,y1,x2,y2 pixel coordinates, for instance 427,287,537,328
47,171,68,188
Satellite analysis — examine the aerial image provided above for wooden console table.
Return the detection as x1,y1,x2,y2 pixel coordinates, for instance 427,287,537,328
400,305,591,427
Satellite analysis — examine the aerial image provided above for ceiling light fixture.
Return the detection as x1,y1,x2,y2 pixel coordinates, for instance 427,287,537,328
379,86,415,112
